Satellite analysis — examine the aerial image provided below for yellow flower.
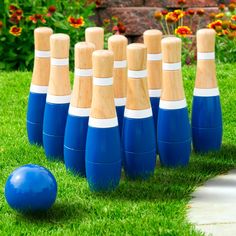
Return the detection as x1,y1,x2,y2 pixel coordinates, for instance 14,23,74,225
9,25,22,36
231,15,236,21
175,26,192,37
215,13,224,19
174,10,185,19
68,16,85,28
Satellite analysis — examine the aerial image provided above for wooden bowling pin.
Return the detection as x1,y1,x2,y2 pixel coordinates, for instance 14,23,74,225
86,50,121,191
43,33,71,161
64,42,95,176
143,29,163,151
108,35,128,134
85,27,104,50
27,27,53,145
157,37,191,167
192,29,222,153
123,43,156,179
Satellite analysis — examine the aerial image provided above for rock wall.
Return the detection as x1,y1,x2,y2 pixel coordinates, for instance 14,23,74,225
95,0,220,42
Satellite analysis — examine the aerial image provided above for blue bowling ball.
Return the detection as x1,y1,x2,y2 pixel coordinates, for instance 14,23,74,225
5,164,57,213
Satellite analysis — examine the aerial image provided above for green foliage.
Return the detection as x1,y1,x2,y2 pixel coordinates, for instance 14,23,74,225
215,36,236,63
0,0,96,71
0,64,236,235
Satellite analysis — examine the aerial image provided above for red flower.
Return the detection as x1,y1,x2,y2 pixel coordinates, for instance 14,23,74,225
231,15,236,21
161,9,168,16
178,0,186,6
9,13,20,24
175,26,192,37
117,22,126,34
186,9,195,16
197,9,205,16
208,20,222,29
68,16,85,28
9,5,17,13
218,4,225,11
0,21,3,30
29,14,46,24
9,25,22,36
48,5,56,14
230,23,236,30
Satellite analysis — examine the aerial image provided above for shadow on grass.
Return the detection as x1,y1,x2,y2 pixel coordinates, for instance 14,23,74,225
16,201,89,224
96,144,236,202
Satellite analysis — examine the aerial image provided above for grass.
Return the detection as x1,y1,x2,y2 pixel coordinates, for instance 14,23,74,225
0,64,236,236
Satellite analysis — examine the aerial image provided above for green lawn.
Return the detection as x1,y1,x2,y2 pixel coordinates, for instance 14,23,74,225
0,64,236,236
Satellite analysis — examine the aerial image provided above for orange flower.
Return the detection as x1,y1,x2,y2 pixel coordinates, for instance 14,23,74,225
197,9,205,16
165,12,178,23
209,12,216,19
228,3,236,12
222,20,230,29
218,4,225,11
103,18,110,24
117,22,126,34
154,11,162,21
178,0,186,5
186,9,195,16
208,20,222,29
175,26,192,37
228,32,236,40
215,13,224,19
9,25,22,36
68,16,85,28
0,21,3,30
231,15,236,21
230,23,236,30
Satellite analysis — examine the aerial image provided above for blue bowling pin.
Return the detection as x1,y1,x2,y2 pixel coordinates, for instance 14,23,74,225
192,29,222,153
157,37,191,167
43,34,71,161
86,50,121,191
123,43,156,180
64,42,95,176
27,27,53,145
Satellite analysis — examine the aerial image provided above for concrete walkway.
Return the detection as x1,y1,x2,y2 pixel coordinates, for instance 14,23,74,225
188,169,236,236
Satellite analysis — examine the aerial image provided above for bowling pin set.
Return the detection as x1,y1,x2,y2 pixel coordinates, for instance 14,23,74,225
26,27,222,191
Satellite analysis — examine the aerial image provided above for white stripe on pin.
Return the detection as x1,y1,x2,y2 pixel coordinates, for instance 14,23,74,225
149,89,161,98
69,106,90,117
147,53,162,61
162,62,181,71
194,88,219,97
35,50,51,58
197,52,215,60
93,77,113,86
159,99,187,110
114,60,127,69
124,108,152,119
46,94,71,104
89,117,118,128
128,70,147,79
115,97,126,106
74,68,93,77
51,58,69,66
30,84,48,94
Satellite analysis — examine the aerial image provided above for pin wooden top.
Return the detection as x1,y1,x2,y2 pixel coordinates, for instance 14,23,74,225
143,29,162,53
85,27,104,50
197,28,215,53
93,50,114,78
50,33,70,58
108,35,128,60
75,42,95,69
127,43,147,70
161,37,181,63
34,27,53,51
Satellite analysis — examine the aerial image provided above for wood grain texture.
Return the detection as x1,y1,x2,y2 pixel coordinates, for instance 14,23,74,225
195,29,217,89
90,50,116,118
161,36,185,101
71,42,95,108
32,27,53,86
48,33,71,96
127,43,147,70
85,27,104,50
126,43,150,110
108,35,128,98
144,29,162,90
